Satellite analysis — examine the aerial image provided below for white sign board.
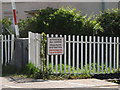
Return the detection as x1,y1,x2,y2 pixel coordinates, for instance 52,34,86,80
47,37,64,55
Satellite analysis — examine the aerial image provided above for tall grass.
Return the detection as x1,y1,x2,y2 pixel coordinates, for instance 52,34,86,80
48,63,117,74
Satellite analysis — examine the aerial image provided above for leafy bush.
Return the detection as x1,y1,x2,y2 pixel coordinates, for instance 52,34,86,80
1,18,13,34
18,7,103,37
2,18,12,30
97,8,120,37
23,63,40,78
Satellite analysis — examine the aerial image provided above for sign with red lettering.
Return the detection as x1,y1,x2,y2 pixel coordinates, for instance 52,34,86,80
47,37,64,55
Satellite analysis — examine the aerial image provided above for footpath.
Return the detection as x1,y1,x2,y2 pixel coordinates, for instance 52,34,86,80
1,77,120,90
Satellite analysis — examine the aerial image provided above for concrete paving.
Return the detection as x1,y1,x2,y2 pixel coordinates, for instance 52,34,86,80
1,77,120,89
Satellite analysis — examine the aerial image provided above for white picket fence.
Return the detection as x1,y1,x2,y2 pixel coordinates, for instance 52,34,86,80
0,35,14,65
29,32,120,75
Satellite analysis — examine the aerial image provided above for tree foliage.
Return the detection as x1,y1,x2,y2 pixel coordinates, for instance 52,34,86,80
2,18,12,30
18,7,103,37
97,9,120,37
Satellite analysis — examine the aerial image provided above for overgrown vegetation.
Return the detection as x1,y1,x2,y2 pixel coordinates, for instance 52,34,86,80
97,9,120,37
18,7,103,37
1,18,13,34
22,63,92,80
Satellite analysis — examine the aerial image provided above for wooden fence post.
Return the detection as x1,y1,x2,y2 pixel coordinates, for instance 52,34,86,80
117,37,119,72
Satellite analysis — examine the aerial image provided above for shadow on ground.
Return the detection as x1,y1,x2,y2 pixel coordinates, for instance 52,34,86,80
6,77,48,83
92,72,120,84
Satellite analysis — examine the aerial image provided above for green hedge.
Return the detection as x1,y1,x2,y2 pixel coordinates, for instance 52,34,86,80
18,7,103,38
97,9,120,37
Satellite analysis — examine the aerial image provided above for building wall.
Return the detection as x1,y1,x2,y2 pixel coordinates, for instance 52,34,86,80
2,2,119,20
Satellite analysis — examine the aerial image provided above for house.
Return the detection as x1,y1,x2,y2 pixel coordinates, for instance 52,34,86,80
2,0,120,21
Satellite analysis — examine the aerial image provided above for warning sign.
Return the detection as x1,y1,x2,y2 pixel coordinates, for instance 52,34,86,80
47,37,64,55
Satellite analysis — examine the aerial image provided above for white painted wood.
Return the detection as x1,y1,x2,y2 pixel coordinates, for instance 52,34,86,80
93,36,96,74
64,35,66,73
11,35,14,63
89,36,92,74
60,35,62,73
114,37,116,73
106,37,108,73
55,55,58,73
77,35,79,74
28,32,31,63
51,34,54,73
5,35,7,65
35,33,41,68
55,34,58,74
81,36,83,73
97,36,100,74
68,35,71,73
85,36,87,73
47,34,49,70
110,37,112,73
101,37,104,74
35,33,38,67
73,35,75,73
51,55,53,73
117,37,119,71
1,35,3,64
8,35,10,63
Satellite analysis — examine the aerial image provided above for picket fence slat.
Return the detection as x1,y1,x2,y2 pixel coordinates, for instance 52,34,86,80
11,35,14,63
106,37,108,73
89,36,92,74
5,35,7,65
114,37,116,73
97,37,100,74
85,36,87,72
77,36,79,74
8,35,10,63
60,35,62,73
1,35,3,64
64,35,66,73
93,36,96,74
73,35,75,73
81,36,83,73
55,34,58,74
68,35,71,73
102,37,104,74
51,34,54,73
117,37,119,71
110,37,112,73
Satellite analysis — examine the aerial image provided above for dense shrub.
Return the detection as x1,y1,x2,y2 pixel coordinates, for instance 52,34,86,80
2,18,12,30
18,7,103,37
1,18,13,34
97,9,120,37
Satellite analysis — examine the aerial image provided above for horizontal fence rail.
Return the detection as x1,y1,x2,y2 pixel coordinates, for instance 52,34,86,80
0,35,14,65
46,35,120,75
